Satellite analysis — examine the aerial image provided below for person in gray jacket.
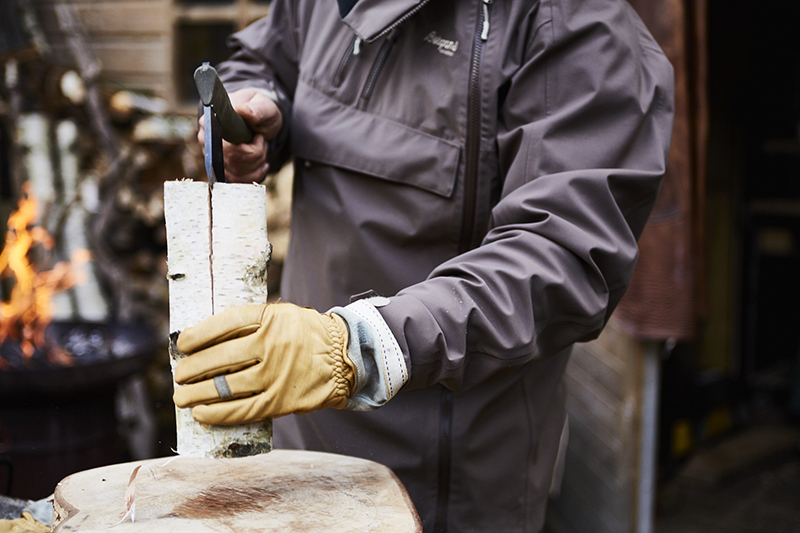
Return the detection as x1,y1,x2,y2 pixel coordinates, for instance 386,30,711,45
172,0,674,531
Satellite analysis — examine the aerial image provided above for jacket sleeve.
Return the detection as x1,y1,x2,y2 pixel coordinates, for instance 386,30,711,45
214,0,300,170
379,0,675,391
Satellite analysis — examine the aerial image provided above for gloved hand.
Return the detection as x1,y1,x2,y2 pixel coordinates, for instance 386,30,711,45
0,512,50,533
173,303,355,425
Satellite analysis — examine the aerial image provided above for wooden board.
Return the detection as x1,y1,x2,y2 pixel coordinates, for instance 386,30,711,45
164,180,272,458
547,318,647,533
52,450,421,532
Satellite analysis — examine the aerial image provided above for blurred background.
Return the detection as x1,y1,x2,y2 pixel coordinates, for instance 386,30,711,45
0,0,797,532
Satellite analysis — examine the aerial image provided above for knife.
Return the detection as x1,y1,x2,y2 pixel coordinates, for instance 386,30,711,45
193,63,255,184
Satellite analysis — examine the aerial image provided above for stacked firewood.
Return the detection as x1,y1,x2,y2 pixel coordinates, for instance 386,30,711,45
1,22,292,334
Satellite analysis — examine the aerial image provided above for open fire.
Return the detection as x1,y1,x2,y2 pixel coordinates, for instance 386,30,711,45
0,183,87,369
0,184,159,499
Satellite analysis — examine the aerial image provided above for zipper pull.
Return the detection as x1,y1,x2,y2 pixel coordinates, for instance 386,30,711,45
353,36,362,56
386,26,401,42
481,0,491,41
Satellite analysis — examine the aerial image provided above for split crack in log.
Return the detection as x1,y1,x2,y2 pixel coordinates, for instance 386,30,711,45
164,180,272,458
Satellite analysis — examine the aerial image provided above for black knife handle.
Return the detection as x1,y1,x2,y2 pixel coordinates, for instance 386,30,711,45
194,63,255,145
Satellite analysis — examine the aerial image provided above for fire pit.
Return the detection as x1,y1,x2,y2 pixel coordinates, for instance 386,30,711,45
0,321,156,393
0,320,157,500
0,185,159,499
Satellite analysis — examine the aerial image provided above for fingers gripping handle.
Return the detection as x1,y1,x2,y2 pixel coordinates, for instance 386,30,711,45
194,63,255,145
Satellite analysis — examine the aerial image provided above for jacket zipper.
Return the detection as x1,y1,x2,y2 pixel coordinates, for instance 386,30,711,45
335,0,432,88
433,7,491,532
433,388,454,533
333,28,400,105
359,26,401,106
333,34,362,88
369,0,432,42
458,0,491,254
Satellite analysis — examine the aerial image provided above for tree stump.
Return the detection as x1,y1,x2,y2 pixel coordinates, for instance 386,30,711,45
52,450,421,532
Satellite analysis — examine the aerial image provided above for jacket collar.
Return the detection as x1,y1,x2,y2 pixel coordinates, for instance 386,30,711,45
342,0,429,42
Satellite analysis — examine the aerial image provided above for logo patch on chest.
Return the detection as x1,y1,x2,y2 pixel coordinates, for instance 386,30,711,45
424,32,459,56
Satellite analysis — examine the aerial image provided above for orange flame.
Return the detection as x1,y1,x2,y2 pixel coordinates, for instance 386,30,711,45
0,183,81,368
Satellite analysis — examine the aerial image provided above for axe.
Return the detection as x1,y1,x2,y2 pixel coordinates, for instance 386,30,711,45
193,63,254,184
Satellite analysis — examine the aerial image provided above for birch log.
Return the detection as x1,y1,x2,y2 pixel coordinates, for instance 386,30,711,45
52,119,109,322
17,115,110,322
164,180,272,458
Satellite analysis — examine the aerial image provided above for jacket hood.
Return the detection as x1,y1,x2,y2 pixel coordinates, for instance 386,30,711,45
341,0,428,41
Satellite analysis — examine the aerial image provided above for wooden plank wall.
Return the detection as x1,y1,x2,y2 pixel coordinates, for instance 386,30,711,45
35,0,173,99
547,317,646,532
32,0,270,111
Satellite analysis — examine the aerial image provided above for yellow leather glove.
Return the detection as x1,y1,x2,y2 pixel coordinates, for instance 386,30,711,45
0,512,50,533
173,303,355,425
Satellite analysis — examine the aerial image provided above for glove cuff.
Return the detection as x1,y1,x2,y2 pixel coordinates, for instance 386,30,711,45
331,298,409,411
325,312,357,408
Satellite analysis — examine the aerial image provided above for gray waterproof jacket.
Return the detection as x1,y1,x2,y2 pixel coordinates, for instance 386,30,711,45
217,0,674,530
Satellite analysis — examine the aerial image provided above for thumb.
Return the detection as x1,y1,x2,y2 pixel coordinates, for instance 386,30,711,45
235,97,282,140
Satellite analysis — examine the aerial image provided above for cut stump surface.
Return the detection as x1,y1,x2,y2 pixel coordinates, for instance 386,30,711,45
52,450,421,532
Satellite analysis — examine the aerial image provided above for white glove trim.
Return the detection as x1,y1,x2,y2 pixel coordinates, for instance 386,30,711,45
331,297,408,410
347,297,408,399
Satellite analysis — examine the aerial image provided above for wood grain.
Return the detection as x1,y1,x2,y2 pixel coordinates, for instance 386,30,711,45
52,450,421,532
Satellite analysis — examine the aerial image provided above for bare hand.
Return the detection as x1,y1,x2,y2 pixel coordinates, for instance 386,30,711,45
197,88,283,183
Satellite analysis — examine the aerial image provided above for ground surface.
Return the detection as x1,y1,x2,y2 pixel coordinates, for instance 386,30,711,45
656,423,800,533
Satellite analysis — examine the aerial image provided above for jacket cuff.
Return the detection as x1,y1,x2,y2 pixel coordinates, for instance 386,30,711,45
330,298,409,410
249,86,280,104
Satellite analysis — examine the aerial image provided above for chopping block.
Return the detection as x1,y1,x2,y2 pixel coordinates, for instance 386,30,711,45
52,450,421,532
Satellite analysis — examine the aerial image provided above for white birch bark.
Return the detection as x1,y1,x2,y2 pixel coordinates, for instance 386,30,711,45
52,119,110,322
17,114,56,226
18,115,111,322
164,180,272,458
211,183,272,310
